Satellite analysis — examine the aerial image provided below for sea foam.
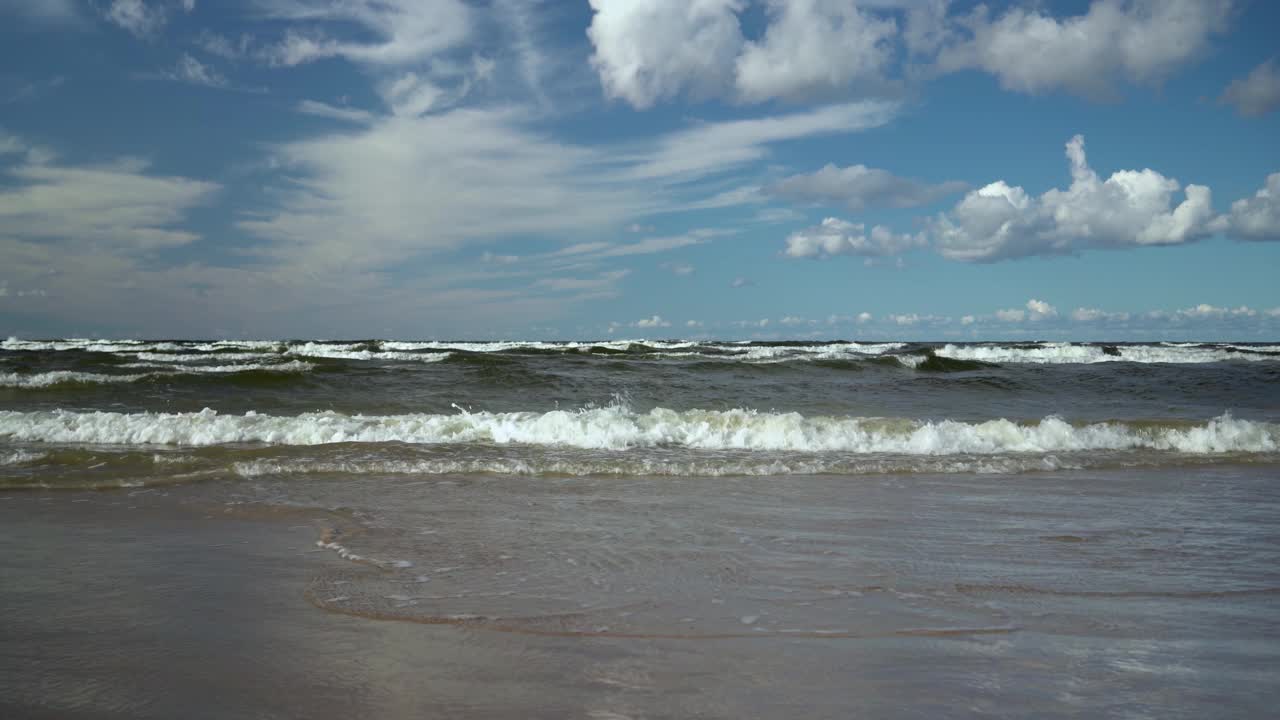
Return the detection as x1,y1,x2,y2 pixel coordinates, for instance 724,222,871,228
1,408,1274,454
935,343,1272,364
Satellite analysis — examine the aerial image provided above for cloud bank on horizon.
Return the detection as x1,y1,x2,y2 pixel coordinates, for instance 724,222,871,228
0,0,1277,339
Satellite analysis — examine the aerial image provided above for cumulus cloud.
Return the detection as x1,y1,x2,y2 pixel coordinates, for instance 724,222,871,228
932,135,1216,262
586,0,905,106
784,217,925,258
771,163,966,211
889,313,944,326
935,0,1233,100
1171,304,1258,320
1211,173,1280,241
259,0,471,67
587,0,744,109
635,314,671,328
735,0,898,103
1025,299,1058,320
730,277,754,288
856,312,872,324
1221,59,1280,117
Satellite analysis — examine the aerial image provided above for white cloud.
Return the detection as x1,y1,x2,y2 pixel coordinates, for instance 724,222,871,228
665,262,695,276
197,31,254,60
784,217,924,258
1173,304,1257,320
166,54,229,89
1025,298,1057,320
297,100,375,124
103,0,167,38
635,314,671,328
772,163,966,211
1221,58,1280,117
587,0,908,106
258,0,472,67
628,100,899,181
1071,307,1130,322
856,311,872,324
239,109,645,272
735,0,897,103
1211,173,1280,241
960,315,975,325
779,315,814,326
686,319,703,328
935,0,1232,99
730,277,754,288
890,312,931,326
933,135,1216,262
995,309,1025,323
0,144,219,250
587,0,744,109
182,0,195,11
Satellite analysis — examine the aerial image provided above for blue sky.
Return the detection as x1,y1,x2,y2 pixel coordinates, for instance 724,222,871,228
1,0,1278,340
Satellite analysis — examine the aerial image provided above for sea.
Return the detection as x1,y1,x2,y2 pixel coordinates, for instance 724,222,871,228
3,337,1279,717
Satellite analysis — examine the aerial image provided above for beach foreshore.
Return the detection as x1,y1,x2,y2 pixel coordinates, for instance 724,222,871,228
2,476,1277,719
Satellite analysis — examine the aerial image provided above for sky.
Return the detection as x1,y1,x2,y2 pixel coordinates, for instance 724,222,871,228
0,0,1278,341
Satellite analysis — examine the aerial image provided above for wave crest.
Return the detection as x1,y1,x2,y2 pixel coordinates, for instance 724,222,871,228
1,408,1274,454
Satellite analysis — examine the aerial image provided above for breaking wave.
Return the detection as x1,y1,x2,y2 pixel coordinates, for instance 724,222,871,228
935,343,1275,365
0,361,315,388
1,407,1274,454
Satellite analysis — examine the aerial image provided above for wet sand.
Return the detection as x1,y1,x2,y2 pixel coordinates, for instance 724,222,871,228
2,473,1278,719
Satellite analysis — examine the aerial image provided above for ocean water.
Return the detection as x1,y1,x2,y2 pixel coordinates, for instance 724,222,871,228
3,337,1279,716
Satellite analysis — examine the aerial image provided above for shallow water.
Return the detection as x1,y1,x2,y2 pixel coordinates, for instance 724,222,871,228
2,465,1278,718
2,338,1279,717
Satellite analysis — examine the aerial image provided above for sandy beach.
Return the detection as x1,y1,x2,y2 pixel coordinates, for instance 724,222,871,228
4,466,1278,719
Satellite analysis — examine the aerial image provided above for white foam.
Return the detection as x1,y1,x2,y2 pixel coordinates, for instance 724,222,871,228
0,361,313,388
0,449,46,466
231,454,1080,478
2,407,1274,454
935,343,1275,365
0,371,153,388
285,343,450,362
131,352,279,363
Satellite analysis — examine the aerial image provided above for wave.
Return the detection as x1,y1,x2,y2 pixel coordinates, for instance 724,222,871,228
0,449,46,466
0,361,315,388
935,343,1275,365
8,337,1280,366
231,454,1084,478
0,371,154,388
284,342,451,362
1,407,1274,454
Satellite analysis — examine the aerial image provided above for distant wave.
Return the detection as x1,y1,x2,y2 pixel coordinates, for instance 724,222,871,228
6,337,1279,366
934,343,1275,364
1,407,1274,454
0,361,315,388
